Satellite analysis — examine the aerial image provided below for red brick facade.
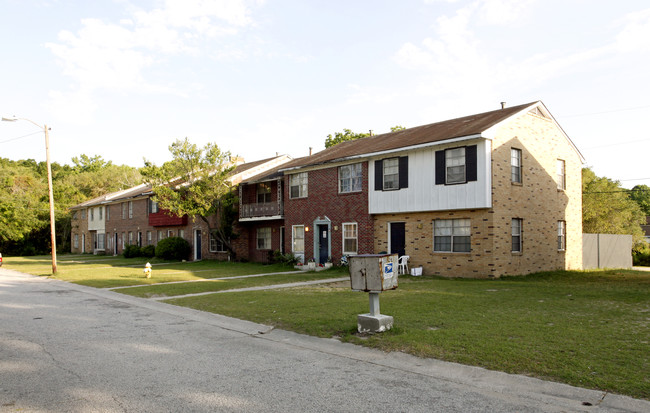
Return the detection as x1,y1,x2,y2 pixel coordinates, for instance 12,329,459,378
283,162,373,264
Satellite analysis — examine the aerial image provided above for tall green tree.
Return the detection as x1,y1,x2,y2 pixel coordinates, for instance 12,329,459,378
324,126,407,148
629,184,650,216
141,138,238,257
582,167,644,240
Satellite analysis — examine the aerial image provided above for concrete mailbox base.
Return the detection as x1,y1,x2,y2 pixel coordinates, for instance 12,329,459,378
357,313,394,333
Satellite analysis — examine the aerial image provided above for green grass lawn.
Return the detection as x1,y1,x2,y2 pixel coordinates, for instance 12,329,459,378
166,269,650,400
5,254,302,288
5,255,649,399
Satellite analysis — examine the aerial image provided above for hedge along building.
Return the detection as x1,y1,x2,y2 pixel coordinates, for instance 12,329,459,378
69,155,293,261
280,101,584,277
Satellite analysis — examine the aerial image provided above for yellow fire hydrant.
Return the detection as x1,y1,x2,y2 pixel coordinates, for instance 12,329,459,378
144,262,152,278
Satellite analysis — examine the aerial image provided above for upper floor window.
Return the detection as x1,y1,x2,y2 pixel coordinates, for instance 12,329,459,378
122,203,127,219
339,163,362,193
374,156,408,191
557,221,566,251
557,159,566,190
290,173,308,199
90,208,94,221
98,206,103,220
435,145,477,185
73,211,79,220
433,218,471,253
257,227,271,250
106,206,110,221
511,148,522,184
257,183,272,203
149,199,159,214
512,218,522,252
128,201,133,219
342,222,358,255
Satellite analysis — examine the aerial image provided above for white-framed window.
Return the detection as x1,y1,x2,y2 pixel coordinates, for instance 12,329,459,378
511,148,522,184
122,203,127,219
73,234,79,248
121,232,125,248
434,219,471,252
81,209,86,219
73,211,79,220
289,172,308,199
558,221,566,251
446,147,466,184
178,229,184,239
99,207,103,220
90,208,94,221
342,222,358,255
383,158,399,190
150,199,158,214
168,230,175,238
339,163,362,193
257,183,272,203
106,206,110,221
292,225,305,253
128,201,133,218
512,218,522,253
147,231,152,245
210,232,226,252
128,232,133,244
97,233,105,250
158,230,163,242
257,227,271,250
106,233,111,250
557,159,566,190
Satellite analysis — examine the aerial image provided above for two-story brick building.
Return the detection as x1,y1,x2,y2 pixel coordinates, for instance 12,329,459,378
278,101,583,277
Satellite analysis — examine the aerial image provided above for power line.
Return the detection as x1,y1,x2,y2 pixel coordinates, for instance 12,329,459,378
0,131,42,144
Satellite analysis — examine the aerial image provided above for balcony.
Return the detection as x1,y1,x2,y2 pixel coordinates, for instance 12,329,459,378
240,202,283,220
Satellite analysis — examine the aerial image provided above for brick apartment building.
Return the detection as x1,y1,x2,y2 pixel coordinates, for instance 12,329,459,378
71,101,583,278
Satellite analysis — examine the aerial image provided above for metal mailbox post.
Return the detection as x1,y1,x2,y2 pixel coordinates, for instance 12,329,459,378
348,254,398,333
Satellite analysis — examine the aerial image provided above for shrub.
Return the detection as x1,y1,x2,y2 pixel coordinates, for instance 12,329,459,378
141,244,156,258
155,237,191,261
123,244,141,258
633,242,650,266
270,250,298,266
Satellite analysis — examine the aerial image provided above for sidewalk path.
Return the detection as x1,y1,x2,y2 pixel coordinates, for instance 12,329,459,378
1,267,648,413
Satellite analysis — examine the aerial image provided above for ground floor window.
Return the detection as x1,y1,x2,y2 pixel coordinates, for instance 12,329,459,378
512,218,522,252
73,234,79,249
433,219,471,252
147,231,152,245
210,232,226,252
178,229,184,239
157,230,163,242
128,232,133,244
97,233,105,250
557,221,566,251
292,225,304,253
257,227,271,250
342,222,358,255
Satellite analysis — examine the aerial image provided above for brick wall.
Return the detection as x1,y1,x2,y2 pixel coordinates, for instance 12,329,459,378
373,111,583,278
284,162,373,263
70,209,88,253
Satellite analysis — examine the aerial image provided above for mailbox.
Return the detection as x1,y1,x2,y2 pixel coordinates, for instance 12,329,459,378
348,254,399,292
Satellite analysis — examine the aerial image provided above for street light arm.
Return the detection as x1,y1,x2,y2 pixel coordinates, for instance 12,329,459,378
1,116,45,130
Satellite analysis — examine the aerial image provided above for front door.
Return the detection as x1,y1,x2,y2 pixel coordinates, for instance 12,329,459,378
114,233,118,256
194,230,202,261
318,224,329,264
390,222,406,257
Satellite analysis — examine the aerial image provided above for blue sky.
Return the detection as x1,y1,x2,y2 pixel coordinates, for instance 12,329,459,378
1,0,649,188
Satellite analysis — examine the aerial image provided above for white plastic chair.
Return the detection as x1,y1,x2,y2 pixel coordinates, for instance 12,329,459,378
398,255,410,275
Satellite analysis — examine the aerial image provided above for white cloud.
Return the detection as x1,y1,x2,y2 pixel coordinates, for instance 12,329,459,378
614,8,650,53
476,0,537,25
45,0,259,119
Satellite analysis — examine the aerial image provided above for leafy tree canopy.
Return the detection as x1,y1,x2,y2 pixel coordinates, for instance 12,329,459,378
141,138,238,256
629,184,650,216
324,126,407,148
72,154,113,173
582,167,644,241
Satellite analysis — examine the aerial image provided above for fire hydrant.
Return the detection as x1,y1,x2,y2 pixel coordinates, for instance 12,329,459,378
144,262,152,278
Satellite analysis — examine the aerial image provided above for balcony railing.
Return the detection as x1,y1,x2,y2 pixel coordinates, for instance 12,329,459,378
240,202,282,219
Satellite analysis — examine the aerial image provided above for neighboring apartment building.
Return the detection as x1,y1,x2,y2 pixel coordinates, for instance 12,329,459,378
70,155,293,260
279,101,583,277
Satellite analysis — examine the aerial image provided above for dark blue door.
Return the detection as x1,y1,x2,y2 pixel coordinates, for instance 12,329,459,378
318,225,329,264
390,222,405,257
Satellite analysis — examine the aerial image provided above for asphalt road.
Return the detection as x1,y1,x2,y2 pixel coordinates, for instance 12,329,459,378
1,268,648,413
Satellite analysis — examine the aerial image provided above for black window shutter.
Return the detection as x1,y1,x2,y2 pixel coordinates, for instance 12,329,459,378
398,156,408,189
466,145,477,182
435,150,445,185
375,159,383,191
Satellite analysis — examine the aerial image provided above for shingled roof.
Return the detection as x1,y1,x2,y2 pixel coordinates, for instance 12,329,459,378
281,101,539,171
